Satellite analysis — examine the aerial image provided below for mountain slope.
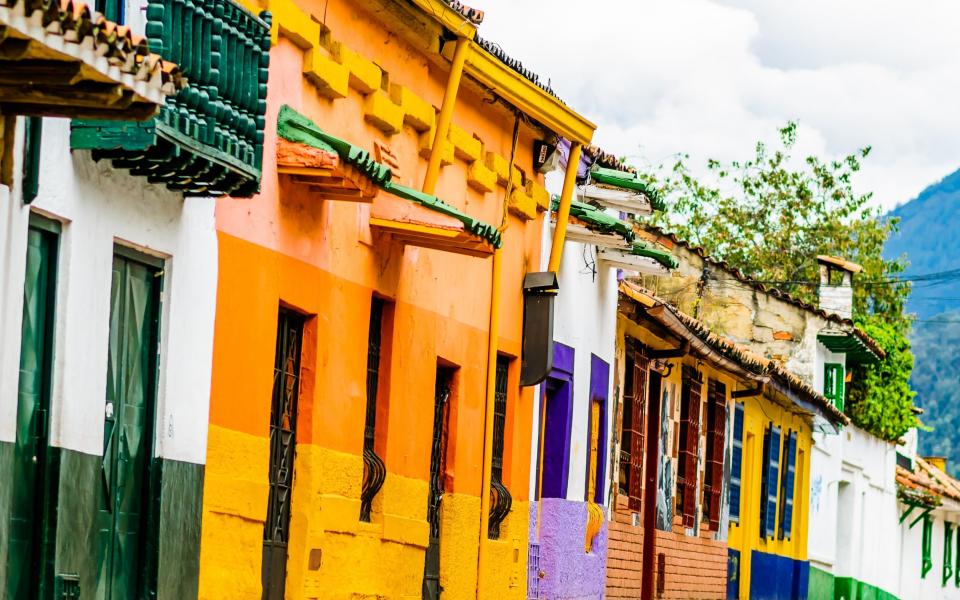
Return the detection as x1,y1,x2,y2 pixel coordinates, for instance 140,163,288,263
884,168,960,473
886,168,960,318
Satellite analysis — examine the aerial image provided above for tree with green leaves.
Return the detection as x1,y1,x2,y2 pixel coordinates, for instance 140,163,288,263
640,122,919,441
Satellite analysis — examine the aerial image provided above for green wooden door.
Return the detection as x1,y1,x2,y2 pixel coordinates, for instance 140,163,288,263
8,219,59,599
100,249,161,599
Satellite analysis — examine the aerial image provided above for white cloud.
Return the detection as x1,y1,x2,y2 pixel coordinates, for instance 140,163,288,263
468,0,960,210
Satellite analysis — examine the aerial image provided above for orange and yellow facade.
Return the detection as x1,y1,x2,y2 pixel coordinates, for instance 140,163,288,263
197,0,595,597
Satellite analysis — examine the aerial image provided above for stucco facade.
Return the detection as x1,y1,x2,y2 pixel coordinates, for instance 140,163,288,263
0,117,216,597
527,229,619,600
198,1,596,598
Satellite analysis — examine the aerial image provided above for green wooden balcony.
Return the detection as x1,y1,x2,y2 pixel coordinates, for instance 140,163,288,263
70,0,271,197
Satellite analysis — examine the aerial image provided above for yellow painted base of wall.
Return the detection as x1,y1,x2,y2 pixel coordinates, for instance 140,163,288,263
199,425,529,599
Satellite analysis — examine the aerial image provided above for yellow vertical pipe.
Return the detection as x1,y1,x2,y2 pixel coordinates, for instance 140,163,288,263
547,142,582,273
477,247,503,598
422,36,470,195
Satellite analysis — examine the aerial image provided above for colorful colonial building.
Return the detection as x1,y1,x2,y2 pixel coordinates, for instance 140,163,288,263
641,231,891,600
610,279,843,600
198,0,597,598
0,0,267,595
527,156,677,599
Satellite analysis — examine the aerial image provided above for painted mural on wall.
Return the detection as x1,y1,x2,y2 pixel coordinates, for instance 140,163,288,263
656,383,675,531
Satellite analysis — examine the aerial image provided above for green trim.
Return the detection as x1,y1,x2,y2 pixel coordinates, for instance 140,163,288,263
589,165,664,211
113,243,166,270
153,459,205,599
808,567,835,600
382,182,502,248
551,196,635,243
28,212,61,234
818,331,880,364
22,117,42,204
277,104,390,184
835,575,900,600
276,105,503,249
923,515,934,578
629,240,678,270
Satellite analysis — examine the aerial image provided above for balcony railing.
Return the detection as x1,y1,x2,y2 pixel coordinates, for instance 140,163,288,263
70,0,271,197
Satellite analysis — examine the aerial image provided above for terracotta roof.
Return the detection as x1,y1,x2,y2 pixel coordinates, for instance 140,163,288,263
641,225,885,361
4,0,183,89
0,0,183,116
621,280,848,425
585,145,635,174
474,35,562,102
897,456,960,505
441,0,483,24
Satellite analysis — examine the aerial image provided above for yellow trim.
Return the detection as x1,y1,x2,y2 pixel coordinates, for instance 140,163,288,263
464,41,595,144
477,248,503,597
405,0,478,39
276,166,336,177
368,217,460,239
423,36,469,195
547,142,582,273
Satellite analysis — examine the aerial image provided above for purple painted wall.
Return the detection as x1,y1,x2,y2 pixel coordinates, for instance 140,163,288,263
529,499,608,600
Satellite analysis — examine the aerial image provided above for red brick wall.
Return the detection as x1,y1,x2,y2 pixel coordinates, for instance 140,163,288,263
605,496,727,599
607,495,645,598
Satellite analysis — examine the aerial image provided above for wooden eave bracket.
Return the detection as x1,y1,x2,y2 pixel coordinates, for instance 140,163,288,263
648,341,689,359
369,216,493,258
900,501,935,528
277,137,378,202
733,383,765,399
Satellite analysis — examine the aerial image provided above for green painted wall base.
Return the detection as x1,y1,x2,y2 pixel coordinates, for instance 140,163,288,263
1,445,203,599
810,566,836,599
0,441,12,594
810,566,900,600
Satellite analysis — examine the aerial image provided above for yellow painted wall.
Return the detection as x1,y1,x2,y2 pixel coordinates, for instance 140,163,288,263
726,392,811,600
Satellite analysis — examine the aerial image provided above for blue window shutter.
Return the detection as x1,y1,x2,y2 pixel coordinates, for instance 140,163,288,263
779,431,797,540
729,403,744,523
761,426,781,539
759,428,769,537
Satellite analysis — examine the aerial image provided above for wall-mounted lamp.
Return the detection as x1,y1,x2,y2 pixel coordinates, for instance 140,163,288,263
651,359,674,378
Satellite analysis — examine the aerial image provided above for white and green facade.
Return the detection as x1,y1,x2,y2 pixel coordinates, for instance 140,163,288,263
0,115,219,598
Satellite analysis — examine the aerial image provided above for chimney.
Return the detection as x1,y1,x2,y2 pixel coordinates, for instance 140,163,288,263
817,255,861,319
925,456,948,473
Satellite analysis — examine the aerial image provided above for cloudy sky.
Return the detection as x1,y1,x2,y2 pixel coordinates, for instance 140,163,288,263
470,0,960,211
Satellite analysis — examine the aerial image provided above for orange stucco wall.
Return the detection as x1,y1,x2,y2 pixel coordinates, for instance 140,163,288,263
199,1,547,597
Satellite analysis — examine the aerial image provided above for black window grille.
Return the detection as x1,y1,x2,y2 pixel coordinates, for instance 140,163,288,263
360,297,387,522
489,356,512,539
262,308,303,600
423,367,453,599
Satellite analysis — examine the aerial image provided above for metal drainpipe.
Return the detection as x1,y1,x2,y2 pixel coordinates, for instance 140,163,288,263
477,246,503,598
422,36,470,195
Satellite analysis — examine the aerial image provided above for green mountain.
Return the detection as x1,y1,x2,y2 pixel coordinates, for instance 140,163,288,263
885,169,960,472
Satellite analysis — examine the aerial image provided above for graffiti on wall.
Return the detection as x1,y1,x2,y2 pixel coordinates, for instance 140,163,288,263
656,383,675,531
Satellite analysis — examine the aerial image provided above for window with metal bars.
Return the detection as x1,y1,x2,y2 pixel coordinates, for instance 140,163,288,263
262,308,304,599
360,297,388,522
703,379,727,529
423,366,453,600
676,366,702,528
489,355,512,539
618,345,646,512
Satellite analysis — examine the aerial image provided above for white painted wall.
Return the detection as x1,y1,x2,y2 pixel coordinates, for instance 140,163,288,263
807,337,907,596
528,174,619,503
0,117,218,465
